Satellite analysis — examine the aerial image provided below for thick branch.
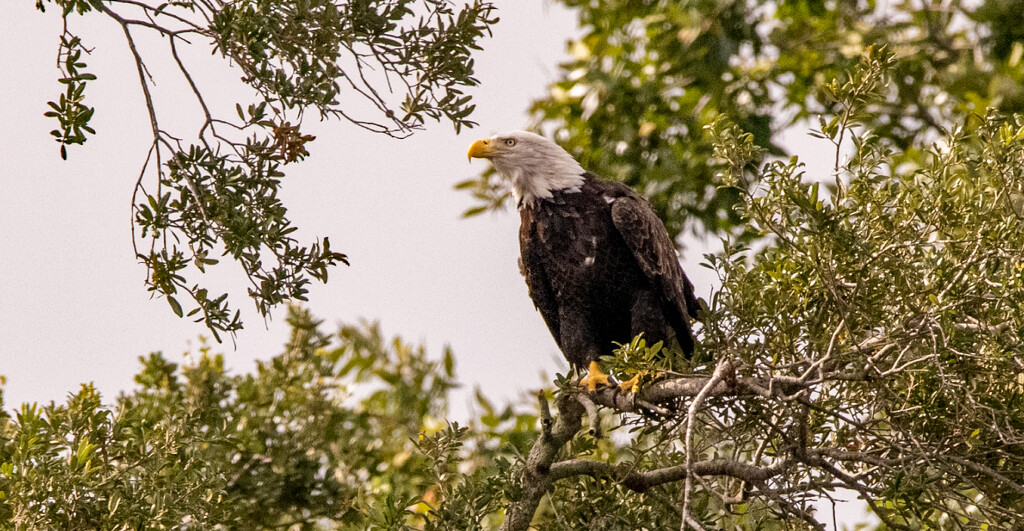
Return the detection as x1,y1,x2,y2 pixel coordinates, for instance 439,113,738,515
588,372,766,413
548,458,788,493
499,392,585,531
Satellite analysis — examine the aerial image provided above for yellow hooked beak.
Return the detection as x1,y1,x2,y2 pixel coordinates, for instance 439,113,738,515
467,138,494,161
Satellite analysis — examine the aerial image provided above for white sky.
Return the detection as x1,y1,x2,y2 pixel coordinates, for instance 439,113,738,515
0,1,870,527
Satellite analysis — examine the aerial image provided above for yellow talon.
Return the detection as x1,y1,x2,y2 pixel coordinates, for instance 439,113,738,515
579,360,612,392
618,370,663,393
618,373,641,393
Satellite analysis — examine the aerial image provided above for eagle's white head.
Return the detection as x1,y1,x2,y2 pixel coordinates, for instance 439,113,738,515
467,131,586,207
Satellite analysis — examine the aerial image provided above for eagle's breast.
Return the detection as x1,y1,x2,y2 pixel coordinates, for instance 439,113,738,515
521,179,646,306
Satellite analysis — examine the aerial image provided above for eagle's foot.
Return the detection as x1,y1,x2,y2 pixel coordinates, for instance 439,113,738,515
617,370,663,394
618,373,642,394
580,361,612,392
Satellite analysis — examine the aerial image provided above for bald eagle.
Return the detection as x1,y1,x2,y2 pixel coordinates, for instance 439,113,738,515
468,131,700,390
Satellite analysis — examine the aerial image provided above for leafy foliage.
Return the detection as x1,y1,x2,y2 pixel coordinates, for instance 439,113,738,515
36,0,497,339
0,308,532,529
684,53,1024,524
208,0,494,131
45,31,95,160
459,0,1024,243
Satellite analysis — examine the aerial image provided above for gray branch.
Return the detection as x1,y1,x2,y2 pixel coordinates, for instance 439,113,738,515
587,371,767,413
548,457,788,493
499,392,585,531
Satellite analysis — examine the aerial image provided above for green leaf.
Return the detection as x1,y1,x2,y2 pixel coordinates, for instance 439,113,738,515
168,296,183,318
461,206,487,218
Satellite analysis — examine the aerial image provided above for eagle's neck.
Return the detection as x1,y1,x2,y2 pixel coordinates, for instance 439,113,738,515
495,158,586,208
509,169,586,207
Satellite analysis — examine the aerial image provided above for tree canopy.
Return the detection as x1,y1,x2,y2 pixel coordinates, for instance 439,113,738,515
0,309,520,529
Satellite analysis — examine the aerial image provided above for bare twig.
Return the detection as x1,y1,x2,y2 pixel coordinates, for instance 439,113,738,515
576,392,602,438
682,358,730,529
538,390,553,437
944,455,1024,497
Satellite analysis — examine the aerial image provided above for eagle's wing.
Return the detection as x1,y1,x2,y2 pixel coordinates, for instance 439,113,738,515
610,191,699,353
520,220,562,351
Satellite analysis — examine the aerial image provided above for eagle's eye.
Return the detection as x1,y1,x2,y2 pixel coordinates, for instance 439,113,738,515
505,138,516,147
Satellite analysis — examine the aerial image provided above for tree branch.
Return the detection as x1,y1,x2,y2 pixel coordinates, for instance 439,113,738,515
576,392,602,438
587,370,765,414
683,359,730,529
499,391,585,531
548,457,788,493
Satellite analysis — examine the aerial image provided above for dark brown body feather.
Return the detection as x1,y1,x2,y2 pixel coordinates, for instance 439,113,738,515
519,174,700,369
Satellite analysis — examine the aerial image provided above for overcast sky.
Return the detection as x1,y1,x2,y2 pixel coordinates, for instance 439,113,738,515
0,1,869,526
